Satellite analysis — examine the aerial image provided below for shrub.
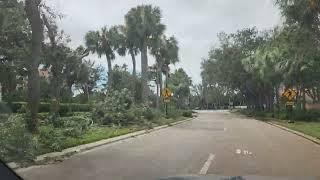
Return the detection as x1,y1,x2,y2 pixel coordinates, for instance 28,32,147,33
0,115,37,162
182,110,193,118
6,102,91,114
0,114,9,122
0,102,12,113
142,106,155,121
63,116,92,136
92,89,134,126
292,110,320,121
59,103,91,115
39,126,65,152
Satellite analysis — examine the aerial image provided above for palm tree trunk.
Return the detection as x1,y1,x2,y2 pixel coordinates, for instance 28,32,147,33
156,81,159,109
106,56,113,88
130,51,136,77
25,0,43,134
159,73,163,95
141,42,148,102
275,85,280,118
156,66,163,109
302,88,306,111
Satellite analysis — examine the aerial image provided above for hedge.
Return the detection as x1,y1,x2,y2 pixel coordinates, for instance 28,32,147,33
0,102,91,114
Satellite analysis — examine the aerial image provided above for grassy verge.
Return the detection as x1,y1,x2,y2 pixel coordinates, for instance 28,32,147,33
272,121,320,139
0,110,193,164
65,116,189,147
63,126,137,149
38,116,189,155
236,109,320,140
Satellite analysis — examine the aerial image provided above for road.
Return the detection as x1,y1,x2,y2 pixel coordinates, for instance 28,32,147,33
18,111,320,180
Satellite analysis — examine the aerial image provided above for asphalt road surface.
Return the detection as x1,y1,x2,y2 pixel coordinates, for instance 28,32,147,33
17,111,320,180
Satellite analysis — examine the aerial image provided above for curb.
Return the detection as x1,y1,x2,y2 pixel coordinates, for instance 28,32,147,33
265,121,320,146
11,117,195,170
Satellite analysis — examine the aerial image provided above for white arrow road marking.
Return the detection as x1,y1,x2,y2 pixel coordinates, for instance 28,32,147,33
199,153,215,175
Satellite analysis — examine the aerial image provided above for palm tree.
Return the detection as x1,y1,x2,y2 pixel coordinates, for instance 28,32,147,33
151,35,179,108
85,26,118,88
125,5,166,102
115,25,139,76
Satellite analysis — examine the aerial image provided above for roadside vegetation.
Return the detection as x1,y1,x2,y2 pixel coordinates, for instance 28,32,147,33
192,1,320,139
0,1,194,164
197,0,320,116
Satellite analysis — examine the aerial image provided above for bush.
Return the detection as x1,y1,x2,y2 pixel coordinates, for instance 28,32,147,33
292,110,320,121
39,126,65,152
182,110,193,118
92,89,134,126
0,114,9,122
62,116,92,137
0,102,12,113
59,103,91,115
240,109,320,122
5,102,91,114
142,106,155,121
0,115,38,162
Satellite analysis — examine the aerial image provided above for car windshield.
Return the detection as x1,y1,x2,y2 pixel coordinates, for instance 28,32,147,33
1,0,320,180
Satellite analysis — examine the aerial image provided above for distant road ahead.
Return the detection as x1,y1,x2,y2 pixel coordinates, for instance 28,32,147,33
18,110,320,180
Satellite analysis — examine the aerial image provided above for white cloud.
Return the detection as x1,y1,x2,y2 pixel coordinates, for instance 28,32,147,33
47,0,281,84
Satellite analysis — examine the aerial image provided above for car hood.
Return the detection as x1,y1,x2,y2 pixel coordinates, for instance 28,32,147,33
158,175,319,180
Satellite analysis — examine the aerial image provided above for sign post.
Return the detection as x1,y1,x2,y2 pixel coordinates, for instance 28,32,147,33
282,89,297,123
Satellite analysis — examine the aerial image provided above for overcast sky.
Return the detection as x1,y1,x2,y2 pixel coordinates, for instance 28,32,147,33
47,0,281,84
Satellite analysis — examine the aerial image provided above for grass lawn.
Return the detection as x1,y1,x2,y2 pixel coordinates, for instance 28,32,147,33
63,126,137,149
272,120,320,139
41,116,190,154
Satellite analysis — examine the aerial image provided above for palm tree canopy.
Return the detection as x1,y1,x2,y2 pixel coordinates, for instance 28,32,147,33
125,5,166,49
114,25,139,57
151,35,179,67
85,26,121,60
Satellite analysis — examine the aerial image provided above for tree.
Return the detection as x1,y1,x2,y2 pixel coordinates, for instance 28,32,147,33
201,28,272,110
25,0,44,133
167,68,192,109
275,0,320,109
41,10,68,113
62,46,89,99
105,64,142,102
116,25,139,76
85,27,119,88
75,60,103,103
125,5,166,102
0,0,29,102
150,35,179,108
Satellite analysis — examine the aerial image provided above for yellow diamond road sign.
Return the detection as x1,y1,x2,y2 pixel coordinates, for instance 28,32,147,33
162,88,172,98
282,89,297,101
